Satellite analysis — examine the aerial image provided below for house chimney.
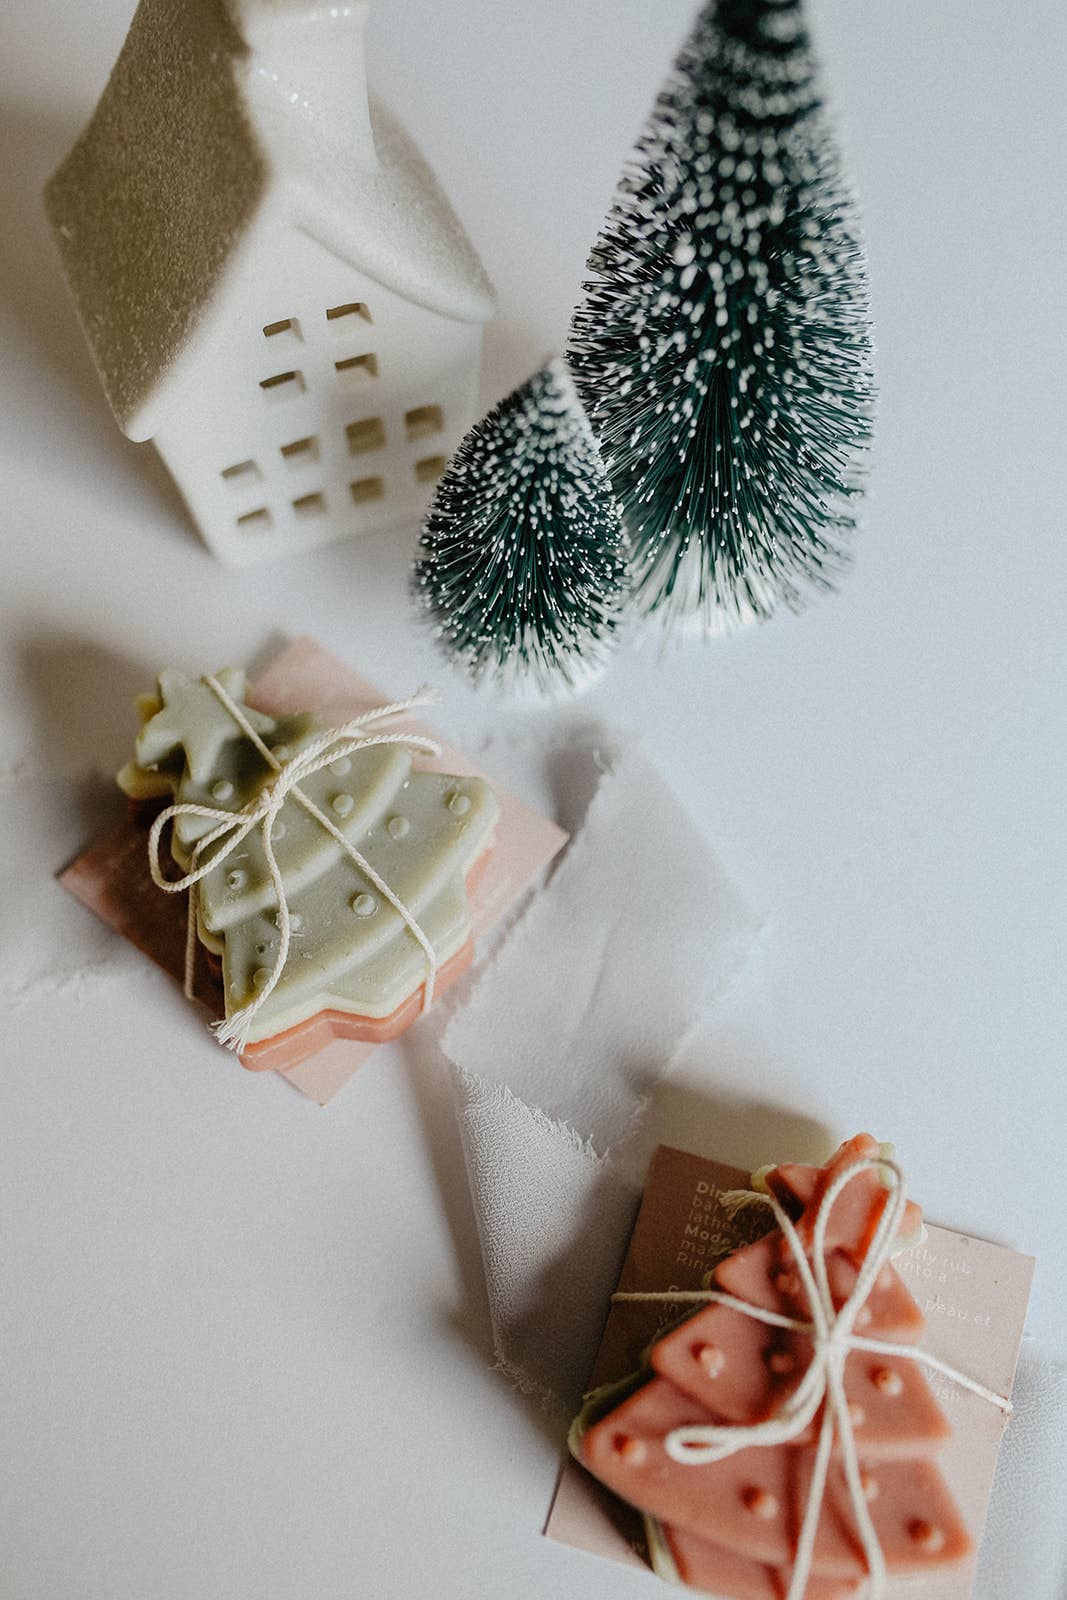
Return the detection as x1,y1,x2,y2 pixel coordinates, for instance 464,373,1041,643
234,0,376,160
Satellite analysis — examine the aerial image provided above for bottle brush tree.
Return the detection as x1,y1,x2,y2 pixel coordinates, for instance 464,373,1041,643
414,359,627,694
568,0,874,632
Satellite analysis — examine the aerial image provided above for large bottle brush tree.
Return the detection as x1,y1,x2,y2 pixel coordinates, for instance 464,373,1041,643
568,0,875,633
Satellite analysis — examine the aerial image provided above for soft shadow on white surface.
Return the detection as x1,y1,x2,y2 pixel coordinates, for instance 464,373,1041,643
442,740,761,1413
2,632,153,1007
15,627,157,784
396,728,611,1376
615,1074,835,1181
399,1030,496,1349
482,1078,835,1419
0,101,105,403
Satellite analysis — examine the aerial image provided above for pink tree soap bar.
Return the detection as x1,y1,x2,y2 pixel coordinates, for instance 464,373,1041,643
575,1135,972,1599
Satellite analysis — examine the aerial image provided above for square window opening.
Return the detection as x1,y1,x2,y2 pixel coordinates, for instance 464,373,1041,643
335,353,378,387
414,455,447,484
280,435,319,465
292,491,327,518
405,404,444,440
326,302,372,326
236,507,272,532
263,317,301,340
345,416,386,454
350,476,385,505
260,370,305,401
221,459,261,487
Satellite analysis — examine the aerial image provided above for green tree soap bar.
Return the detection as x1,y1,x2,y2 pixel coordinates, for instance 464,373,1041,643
119,667,498,1067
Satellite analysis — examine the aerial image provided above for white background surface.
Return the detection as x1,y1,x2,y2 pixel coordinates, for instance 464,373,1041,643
2,1,1065,1597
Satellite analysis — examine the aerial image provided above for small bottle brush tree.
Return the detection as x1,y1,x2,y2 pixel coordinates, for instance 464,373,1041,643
568,0,874,632
413,360,627,695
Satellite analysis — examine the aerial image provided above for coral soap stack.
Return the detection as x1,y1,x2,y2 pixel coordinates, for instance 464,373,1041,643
576,1136,972,1598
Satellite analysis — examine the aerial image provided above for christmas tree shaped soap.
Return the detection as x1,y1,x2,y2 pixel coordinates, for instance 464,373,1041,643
119,668,498,1067
574,1135,971,1598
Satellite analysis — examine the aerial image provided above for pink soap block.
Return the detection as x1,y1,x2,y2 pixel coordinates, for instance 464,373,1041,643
583,1375,858,1574
580,1376,970,1579
651,1302,949,1457
767,1149,924,1259
712,1240,925,1344
662,1523,861,1600
576,1137,975,1597
650,1299,813,1426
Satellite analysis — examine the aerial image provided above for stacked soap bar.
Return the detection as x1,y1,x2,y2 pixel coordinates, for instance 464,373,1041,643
576,1135,971,1598
118,668,498,1070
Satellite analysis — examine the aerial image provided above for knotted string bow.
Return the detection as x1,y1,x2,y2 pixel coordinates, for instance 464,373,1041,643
147,674,443,1054
614,1156,1012,1600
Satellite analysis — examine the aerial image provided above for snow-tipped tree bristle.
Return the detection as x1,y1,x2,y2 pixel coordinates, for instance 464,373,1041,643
567,0,874,632
413,359,628,695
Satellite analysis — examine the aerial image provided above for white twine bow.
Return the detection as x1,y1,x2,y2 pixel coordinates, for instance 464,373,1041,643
614,1156,1012,1600
146,674,444,1054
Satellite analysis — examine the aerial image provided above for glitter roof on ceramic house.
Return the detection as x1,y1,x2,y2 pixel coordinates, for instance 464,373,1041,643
45,0,496,565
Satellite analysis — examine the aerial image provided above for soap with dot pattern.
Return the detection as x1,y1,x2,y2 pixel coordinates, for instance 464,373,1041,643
576,1135,971,1597
118,666,499,1053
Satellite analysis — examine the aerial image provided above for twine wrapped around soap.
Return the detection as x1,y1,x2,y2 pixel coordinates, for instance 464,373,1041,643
614,1156,1012,1600
146,674,443,1054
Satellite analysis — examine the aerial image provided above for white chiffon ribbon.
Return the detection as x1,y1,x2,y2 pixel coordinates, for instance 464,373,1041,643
614,1156,1012,1600
146,674,442,1053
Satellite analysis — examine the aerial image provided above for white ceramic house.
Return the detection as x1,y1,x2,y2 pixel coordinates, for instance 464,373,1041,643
45,0,495,566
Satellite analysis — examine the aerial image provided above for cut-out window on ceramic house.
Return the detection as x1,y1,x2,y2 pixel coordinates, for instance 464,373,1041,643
350,476,385,504
335,353,378,388
345,417,386,454
260,370,305,401
292,491,327,518
414,455,447,484
326,302,372,327
262,317,301,341
405,405,444,440
236,507,272,532
221,459,262,488
280,436,319,466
